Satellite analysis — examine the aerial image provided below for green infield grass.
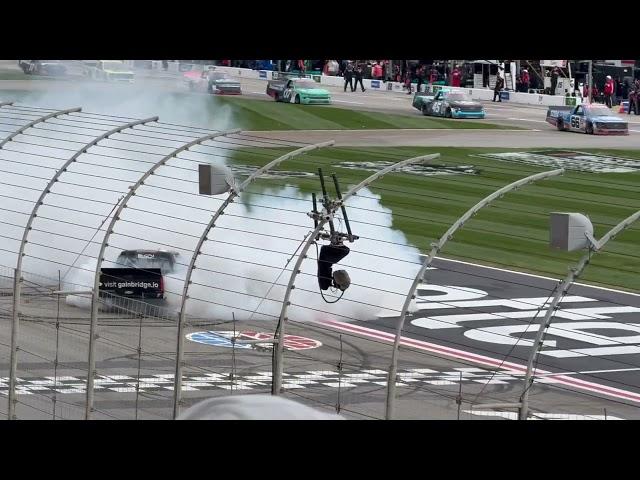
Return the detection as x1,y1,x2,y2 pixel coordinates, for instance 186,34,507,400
210,95,513,131
228,146,640,292
0,88,516,131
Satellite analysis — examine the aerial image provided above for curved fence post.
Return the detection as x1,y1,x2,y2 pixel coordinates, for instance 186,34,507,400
0,107,81,148
85,128,240,419
5,106,82,420
172,140,335,419
519,208,640,420
5,110,157,420
384,168,565,420
271,153,441,396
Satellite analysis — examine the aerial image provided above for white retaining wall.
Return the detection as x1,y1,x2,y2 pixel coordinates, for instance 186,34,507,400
171,64,584,107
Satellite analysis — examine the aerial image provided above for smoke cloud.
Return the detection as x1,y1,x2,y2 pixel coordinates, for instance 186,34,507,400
0,69,422,322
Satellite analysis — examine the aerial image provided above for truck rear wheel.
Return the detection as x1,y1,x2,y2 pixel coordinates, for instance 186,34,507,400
556,119,565,131
421,104,428,116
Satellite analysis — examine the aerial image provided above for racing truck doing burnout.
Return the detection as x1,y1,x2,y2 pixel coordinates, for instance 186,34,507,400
266,77,331,105
182,69,242,95
98,250,178,312
546,103,628,135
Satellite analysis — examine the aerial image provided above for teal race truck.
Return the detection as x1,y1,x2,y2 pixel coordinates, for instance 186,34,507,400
266,77,331,105
412,89,485,119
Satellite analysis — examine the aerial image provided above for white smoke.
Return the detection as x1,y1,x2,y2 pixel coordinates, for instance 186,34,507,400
0,71,423,323
63,183,422,322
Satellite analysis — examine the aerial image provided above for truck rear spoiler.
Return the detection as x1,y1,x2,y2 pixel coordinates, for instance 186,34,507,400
546,106,574,120
547,106,574,113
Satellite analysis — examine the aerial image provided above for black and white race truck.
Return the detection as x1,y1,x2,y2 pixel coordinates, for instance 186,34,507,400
99,250,178,313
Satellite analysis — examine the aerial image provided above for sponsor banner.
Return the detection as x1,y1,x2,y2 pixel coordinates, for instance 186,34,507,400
101,280,159,289
259,70,267,79
541,60,567,68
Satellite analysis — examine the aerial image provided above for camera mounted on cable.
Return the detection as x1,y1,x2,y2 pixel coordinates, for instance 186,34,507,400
308,168,359,303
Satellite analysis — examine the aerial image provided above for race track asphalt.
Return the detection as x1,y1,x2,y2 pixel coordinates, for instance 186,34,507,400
1,63,639,420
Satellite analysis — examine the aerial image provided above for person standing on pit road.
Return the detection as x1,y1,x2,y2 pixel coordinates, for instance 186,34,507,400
415,64,425,92
450,64,461,88
404,69,413,95
353,63,366,92
621,79,630,104
615,77,624,105
429,65,438,85
297,60,306,77
604,75,615,108
629,79,640,115
521,68,530,92
343,61,354,92
372,61,383,80
493,75,504,102
550,66,560,95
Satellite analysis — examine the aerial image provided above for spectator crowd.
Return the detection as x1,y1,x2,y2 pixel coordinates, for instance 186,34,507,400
191,60,639,112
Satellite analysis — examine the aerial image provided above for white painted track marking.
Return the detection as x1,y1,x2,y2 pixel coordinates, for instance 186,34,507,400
317,319,640,404
436,257,640,298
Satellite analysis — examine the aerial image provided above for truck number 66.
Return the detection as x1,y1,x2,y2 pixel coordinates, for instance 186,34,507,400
570,116,580,128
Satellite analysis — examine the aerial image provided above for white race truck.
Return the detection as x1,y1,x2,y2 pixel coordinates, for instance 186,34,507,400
83,60,135,82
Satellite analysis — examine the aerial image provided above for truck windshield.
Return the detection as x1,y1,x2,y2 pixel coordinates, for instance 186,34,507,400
295,80,317,89
585,105,612,116
116,252,174,273
445,93,472,102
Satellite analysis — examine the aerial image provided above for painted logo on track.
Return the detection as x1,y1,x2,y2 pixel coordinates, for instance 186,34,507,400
230,164,315,179
477,150,640,173
392,282,640,360
337,161,477,176
187,330,322,351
